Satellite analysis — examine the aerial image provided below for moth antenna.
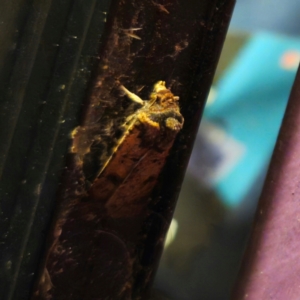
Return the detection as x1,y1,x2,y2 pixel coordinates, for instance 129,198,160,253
119,85,144,105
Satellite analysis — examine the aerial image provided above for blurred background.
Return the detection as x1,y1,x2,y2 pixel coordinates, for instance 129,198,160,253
153,0,300,299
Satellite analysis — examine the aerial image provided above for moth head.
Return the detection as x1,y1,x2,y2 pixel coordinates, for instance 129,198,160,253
153,81,167,93
151,81,180,107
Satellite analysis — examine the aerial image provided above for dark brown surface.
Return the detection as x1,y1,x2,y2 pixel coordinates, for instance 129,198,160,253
232,66,300,299
31,0,235,299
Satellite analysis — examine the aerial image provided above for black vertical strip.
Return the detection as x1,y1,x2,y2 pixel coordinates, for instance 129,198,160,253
0,1,112,299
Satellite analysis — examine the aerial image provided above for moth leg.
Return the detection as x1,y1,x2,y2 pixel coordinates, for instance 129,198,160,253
120,85,144,105
124,114,136,124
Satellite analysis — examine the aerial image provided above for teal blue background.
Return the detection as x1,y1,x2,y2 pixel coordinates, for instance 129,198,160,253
204,33,300,206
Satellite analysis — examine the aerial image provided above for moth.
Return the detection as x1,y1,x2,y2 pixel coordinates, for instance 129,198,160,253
89,81,184,218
